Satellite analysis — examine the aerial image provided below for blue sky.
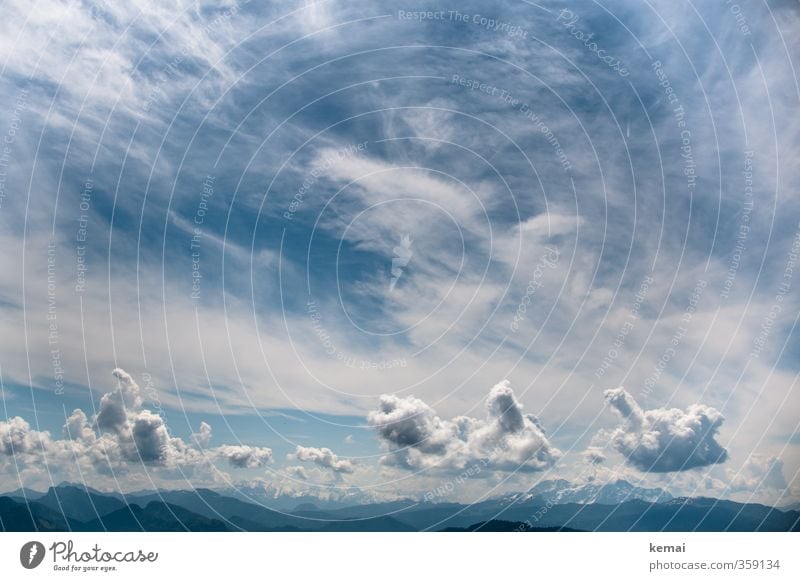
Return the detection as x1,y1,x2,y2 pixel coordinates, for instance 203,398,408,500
0,0,798,505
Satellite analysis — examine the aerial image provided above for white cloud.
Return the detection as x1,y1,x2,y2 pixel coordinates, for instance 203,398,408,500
285,465,309,480
96,368,144,438
584,446,607,466
289,445,355,474
604,387,728,472
130,410,171,463
191,421,213,448
368,380,560,473
0,369,273,485
63,409,96,444
0,0,246,120
729,455,787,495
1,416,48,456
214,445,273,469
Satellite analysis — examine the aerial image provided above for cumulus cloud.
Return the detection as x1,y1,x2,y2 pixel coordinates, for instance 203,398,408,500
0,369,272,481
130,410,170,463
1,413,124,477
290,445,355,474
729,455,787,494
214,445,273,469
1,416,48,455
286,465,309,480
63,409,96,443
191,421,213,448
96,368,144,437
584,447,607,466
603,387,728,472
368,380,560,472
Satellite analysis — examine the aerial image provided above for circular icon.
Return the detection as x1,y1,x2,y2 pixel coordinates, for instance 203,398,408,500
19,541,46,569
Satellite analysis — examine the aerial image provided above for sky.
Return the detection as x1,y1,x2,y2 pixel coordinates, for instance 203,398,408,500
0,0,798,506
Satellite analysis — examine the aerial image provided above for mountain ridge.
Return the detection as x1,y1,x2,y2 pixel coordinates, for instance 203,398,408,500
2,482,798,532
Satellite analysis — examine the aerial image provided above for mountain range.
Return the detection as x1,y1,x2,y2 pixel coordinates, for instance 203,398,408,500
1,479,797,532
499,478,673,506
